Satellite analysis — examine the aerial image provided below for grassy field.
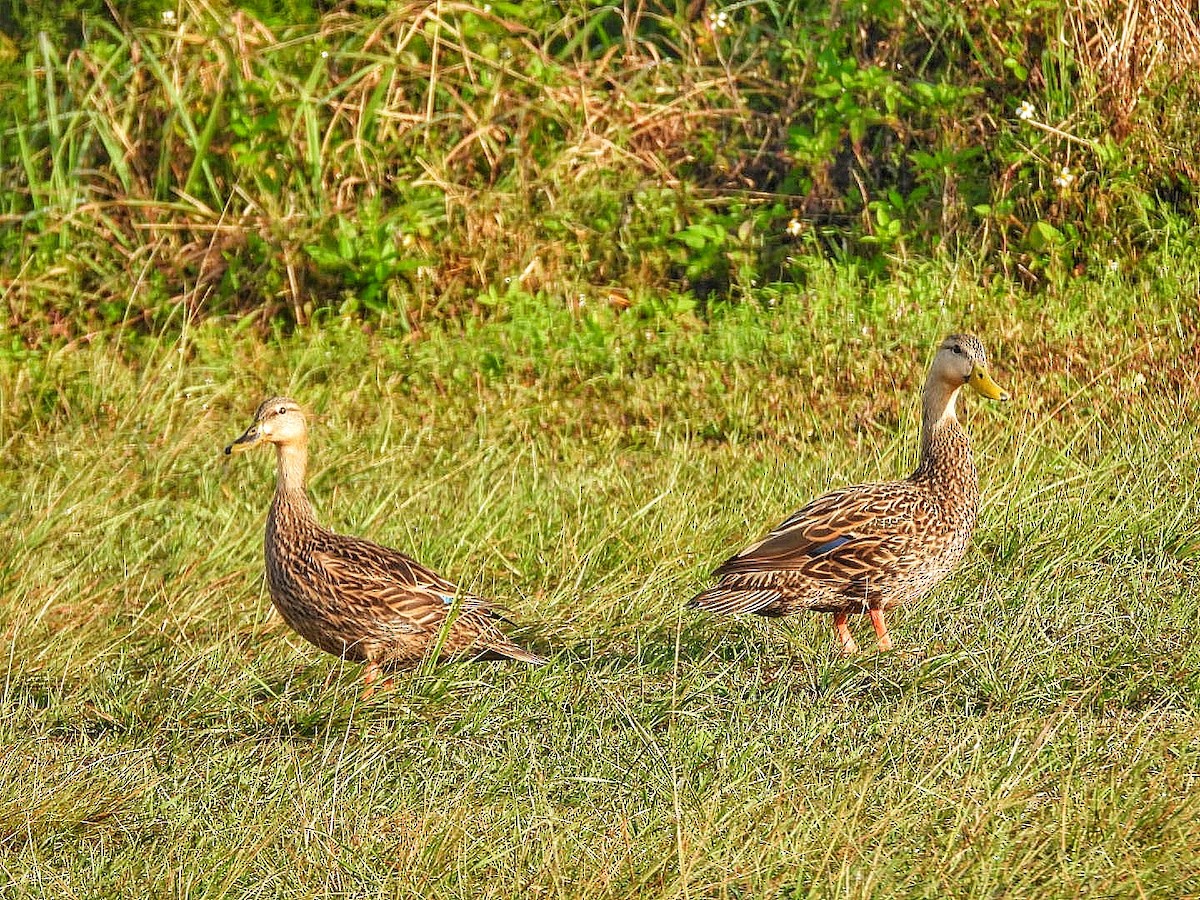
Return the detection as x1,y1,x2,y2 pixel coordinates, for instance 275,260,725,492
2,264,1198,897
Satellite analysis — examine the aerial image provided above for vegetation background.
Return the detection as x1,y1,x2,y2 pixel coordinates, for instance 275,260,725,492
1,0,1199,896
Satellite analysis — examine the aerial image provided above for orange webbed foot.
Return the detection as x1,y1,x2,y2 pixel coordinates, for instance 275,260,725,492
360,662,393,700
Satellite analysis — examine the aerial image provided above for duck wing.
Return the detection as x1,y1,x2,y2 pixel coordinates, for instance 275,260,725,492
309,532,497,625
308,533,545,664
718,482,930,575
692,482,934,614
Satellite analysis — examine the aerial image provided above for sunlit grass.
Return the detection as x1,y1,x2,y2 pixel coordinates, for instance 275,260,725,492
1,273,1198,896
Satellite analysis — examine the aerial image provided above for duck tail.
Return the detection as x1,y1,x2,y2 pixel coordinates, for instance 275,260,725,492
502,643,549,666
474,640,549,666
688,586,785,617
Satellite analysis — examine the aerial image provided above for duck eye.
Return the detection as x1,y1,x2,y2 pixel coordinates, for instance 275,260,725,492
277,406,287,415
951,345,963,355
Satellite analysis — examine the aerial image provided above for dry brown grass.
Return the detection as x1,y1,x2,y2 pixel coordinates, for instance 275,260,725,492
1070,0,1200,179
1071,0,1200,128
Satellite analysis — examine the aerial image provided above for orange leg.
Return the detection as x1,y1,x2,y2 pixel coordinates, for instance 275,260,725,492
833,613,860,655
869,608,893,652
361,662,390,700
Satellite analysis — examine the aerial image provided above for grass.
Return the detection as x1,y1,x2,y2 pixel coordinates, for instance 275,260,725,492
3,2,1199,893
1,263,1199,897
8,0,1200,338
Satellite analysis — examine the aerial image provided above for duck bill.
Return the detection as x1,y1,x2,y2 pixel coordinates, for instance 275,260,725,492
224,424,262,455
968,365,1010,401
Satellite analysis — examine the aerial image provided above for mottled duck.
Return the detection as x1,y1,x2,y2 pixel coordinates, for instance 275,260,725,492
225,398,545,687
690,334,1010,653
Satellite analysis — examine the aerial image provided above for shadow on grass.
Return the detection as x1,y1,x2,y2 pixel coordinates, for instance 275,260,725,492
12,624,1198,751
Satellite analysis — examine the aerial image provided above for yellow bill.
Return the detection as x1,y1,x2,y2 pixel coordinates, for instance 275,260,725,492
968,365,1010,401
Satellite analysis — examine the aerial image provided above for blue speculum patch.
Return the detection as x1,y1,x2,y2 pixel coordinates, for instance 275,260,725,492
810,536,851,557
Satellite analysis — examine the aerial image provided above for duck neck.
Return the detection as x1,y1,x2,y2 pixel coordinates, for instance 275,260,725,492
271,440,316,522
911,378,976,492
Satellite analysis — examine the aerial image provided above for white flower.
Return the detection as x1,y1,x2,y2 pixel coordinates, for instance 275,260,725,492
321,50,329,59
1016,100,1035,121
1053,166,1075,189
161,9,176,24
786,217,803,237
708,9,730,32
1108,259,1119,272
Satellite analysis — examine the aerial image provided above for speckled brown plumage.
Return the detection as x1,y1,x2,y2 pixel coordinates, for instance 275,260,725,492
689,334,1010,653
226,398,545,677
